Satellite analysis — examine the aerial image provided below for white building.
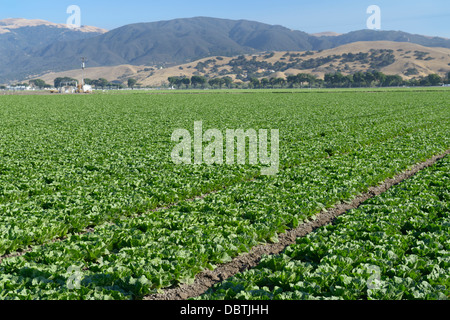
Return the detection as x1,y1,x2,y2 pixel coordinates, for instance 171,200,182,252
6,85,33,91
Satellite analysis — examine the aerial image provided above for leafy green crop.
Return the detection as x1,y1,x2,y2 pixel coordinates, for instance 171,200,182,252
0,90,449,300
198,155,450,300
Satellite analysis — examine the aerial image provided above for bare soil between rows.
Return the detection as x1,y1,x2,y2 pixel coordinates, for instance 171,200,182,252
145,149,450,300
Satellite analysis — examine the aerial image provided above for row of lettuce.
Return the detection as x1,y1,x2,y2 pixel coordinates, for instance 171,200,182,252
0,116,448,299
198,155,449,300
0,92,446,256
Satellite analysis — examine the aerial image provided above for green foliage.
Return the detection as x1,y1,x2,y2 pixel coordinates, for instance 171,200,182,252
168,76,190,89
127,78,137,88
191,76,207,88
0,90,448,299
28,79,48,89
199,156,450,300
54,77,78,88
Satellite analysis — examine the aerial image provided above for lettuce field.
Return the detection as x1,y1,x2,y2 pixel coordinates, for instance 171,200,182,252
0,89,448,300
198,154,450,300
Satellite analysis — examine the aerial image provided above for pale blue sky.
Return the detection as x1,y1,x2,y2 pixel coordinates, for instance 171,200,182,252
1,0,449,37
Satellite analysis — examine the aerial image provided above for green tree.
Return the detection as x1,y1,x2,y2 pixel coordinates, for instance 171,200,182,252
98,78,109,89
296,73,310,88
286,75,298,88
382,75,403,87
408,78,420,87
181,77,190,89
364,72,376,87
419,77,431,86
168,77,179,88
353,72,365,87
208,78,217,88
270,77,285,88
344,74,354,88
208,78,226,89
372,71,386,87
54,77,78,88
426,74,442,86
208,78,219,88
29,79,47,89
324,73,345,88
306,74,317,87
260,78,270,88
217,78,226,89
128,78,137,89
250,78,261,89
191,76,207,88
91,79,101,88
223,77,233,89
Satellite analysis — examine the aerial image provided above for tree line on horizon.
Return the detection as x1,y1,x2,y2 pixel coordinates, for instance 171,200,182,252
167,71,450,89
2,71,449,91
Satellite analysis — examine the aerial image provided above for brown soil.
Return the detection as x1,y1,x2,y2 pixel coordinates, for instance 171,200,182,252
144,149,450,300
0,90,53,95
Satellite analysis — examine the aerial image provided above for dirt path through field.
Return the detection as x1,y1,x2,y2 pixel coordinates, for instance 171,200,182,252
145,149,450,300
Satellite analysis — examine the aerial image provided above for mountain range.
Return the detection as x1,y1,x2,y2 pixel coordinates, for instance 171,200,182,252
1,16,450,84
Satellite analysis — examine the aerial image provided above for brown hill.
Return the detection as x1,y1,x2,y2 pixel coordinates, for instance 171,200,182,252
0,18,107,34
33,41,450,87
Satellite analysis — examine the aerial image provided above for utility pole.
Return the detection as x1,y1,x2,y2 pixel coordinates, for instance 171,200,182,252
81,57,86,86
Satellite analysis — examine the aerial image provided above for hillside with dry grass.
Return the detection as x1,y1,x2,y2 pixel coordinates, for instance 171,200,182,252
34,41,450,87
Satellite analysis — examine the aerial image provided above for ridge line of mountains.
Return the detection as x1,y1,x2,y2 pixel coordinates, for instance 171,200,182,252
1,16,450,84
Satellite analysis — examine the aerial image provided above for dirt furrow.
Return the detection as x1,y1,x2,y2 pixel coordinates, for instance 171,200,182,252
145,149,450,300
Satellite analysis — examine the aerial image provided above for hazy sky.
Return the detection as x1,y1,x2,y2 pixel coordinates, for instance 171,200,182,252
1,0,449,37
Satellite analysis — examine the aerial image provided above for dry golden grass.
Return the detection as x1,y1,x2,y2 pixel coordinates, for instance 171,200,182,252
0,18,107,34
32,41,450,87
